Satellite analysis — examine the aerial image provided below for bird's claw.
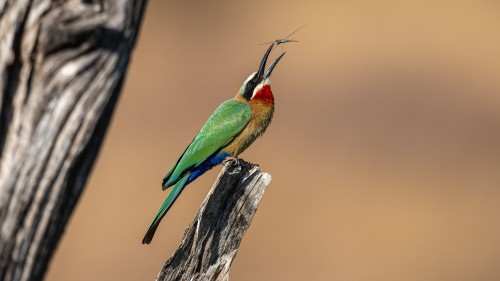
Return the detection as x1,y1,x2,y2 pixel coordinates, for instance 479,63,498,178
223,156,240,166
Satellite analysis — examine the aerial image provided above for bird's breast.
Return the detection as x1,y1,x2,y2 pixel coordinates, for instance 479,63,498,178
224,100,274,156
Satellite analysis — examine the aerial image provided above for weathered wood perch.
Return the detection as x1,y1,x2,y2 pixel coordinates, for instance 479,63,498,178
0,1,147,281
155,159,271,281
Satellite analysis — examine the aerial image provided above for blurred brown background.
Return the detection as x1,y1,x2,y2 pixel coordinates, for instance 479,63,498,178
46,1,500,280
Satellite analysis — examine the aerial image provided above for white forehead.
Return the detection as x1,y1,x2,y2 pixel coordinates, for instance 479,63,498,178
244,72,257,84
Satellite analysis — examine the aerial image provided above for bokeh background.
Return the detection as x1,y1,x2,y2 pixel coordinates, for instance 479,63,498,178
46,1,500,280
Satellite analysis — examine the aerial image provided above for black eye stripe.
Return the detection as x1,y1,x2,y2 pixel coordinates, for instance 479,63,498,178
242,79,258,100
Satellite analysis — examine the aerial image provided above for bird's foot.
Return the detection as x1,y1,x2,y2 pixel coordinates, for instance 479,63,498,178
223,156,240,165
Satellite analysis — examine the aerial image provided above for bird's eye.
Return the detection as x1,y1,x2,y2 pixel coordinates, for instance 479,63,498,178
248,81,255,87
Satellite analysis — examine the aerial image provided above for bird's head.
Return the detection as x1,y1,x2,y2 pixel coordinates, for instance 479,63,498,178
237,44,286,105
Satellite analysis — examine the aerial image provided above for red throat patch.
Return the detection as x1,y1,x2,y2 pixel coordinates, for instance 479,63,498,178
252,85,274,105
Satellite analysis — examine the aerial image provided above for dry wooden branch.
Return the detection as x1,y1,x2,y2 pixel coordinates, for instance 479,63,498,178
0,1,147,280
155,159,271,281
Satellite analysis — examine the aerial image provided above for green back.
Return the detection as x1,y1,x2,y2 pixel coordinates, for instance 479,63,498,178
163,99,251,188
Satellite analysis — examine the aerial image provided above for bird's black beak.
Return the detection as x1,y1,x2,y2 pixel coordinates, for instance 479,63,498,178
256,41,289,81
256,43,274,80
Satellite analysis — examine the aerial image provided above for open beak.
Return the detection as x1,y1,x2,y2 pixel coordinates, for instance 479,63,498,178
256,41,289,81
256,43,275,80
264,52,285,79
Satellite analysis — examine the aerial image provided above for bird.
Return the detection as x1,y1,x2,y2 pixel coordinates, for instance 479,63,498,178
142,42,290,244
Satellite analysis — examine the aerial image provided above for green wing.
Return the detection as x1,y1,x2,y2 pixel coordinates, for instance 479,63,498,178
162,99,251,189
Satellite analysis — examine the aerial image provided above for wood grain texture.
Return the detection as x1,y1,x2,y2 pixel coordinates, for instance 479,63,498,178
0,1,147,280
155,159,272,281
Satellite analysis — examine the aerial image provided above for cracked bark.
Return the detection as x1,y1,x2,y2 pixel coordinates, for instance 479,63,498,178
155,159,272,281
0,1,147,280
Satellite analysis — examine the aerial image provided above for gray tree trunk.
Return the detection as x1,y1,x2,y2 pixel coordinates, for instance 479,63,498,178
155,159,272,281
0,1,147,280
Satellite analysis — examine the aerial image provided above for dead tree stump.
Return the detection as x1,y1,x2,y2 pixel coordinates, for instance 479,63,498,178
155,159,272,281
